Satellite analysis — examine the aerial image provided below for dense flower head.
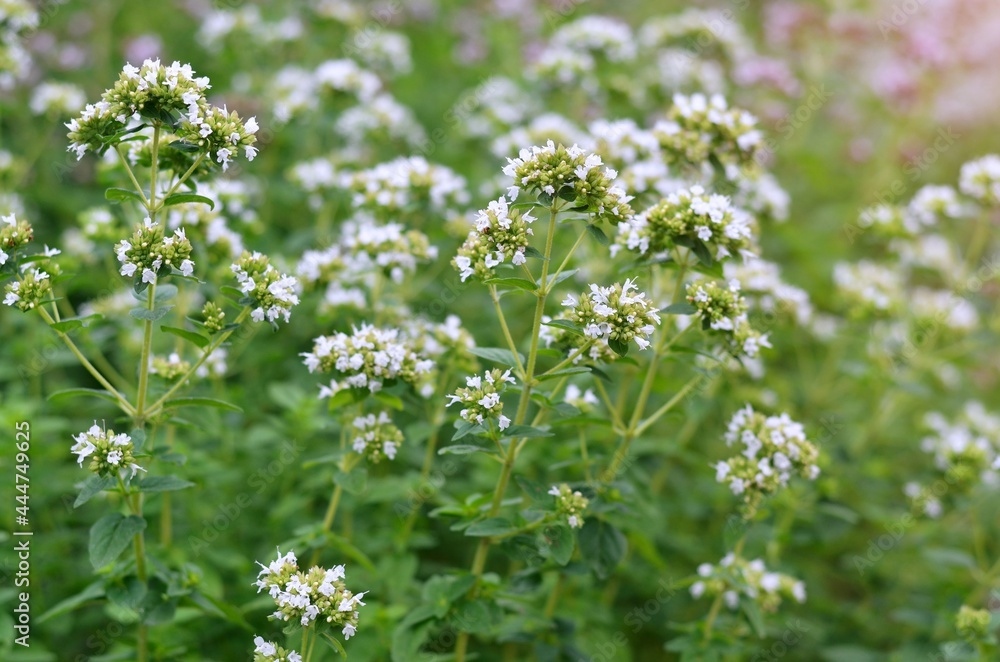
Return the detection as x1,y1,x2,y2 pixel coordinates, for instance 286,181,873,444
723,258,813,327
548,483,589,529
611,185,754,261
399,314,478,379
491,113,587,161
654,93,761,167
253,549,365,640
177,104,259,171
638,10,750,61
66,58,259,171
314,58,381,101
70,423,145,480
833,260,904,315
502,141,634,223
151,352,190,380
446,368,516,432
252,636,301,662
687,278,771,358
201,301,227,333
921,402,1000,489
587,119,660,168
341,156,469,214
690,554,806,613
453,196,535,282
715,405,820,516
3,266,51,312
29,81,86,116
550,15,636,62
958,154,1000,204
530,47,596,90
302,324,434,398
955,606,992,643
350,412,403,463
115,217,195,285
559,279,661,357
335,95,427,151
230,251,301,324
338,217,437,283
905,184,966,228
0,212,33,264
909,288,980,332
461,76,536,140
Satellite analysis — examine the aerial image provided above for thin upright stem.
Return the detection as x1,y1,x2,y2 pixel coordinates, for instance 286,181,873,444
134,282,157,426
36,308,135,415
489,285,527,378
456,203,560,662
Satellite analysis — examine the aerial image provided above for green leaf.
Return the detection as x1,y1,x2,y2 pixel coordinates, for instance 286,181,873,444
49,314,102,334
161,397,243,412
160,325,210,349
107,575,147,611
578,519,626,579
465,517,517,537
135,476,195,493
374,391,404,410
542,319,585,337
188,591,253,631
326,388,364,411
320,632,347,657
162,193,215,210
132,283,178,304
741,597,766,638
662,302,696,315
220,285,246,302
541,524,575,566
74,475,118,508
452,420,487,441
543,268,578,289
105,187,145,205
422,574,476,617
522,245,547,260
483,276,537,292
439,444,494,456
468,346,525,366
585,223,609,246
334,467,368,495
130,428,146,451
503,424,554,439
691,240,713,266
89,513,147,569
48,387,120,406
129,305,174,321
37,581,106,624
515,476,551,502
608,336,630,358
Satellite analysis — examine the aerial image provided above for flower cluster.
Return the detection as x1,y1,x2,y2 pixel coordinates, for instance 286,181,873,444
715,405,820,516
502,141,634,223
564,384,599,411
555,279,661,359
252,636,301,662
253,549,365,640
230,251,301,324
548,484,589,529
350,412,403,463
70,423,145,480
1,212,33,265
454,196,536,282
200,301,227,333
690,554,806,613
654,93,761,167
955,605,993,643
832,260,904,315
723,258,813,327
446,369,516,432
338,218,437,283
687,279,771,358
958,154,1000,205
29,81,85,116
549,15,637,63
66,59,259,171
115,218,195,285
921,403,1000,489
3,267,51,312
340,156,469,214
611,186,754,261
151,353,190,380
302,324,433,398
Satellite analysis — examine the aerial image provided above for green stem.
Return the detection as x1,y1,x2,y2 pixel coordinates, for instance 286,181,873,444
36,308,135,415
144,307,251,417
114,146,150,207
161,153,206,201
134,282,157,426
457,203,560,662
538,339,594,378
704,536,745,640
547,229,587,290
489,285,527,378
633,375,703,437
149,125,160,212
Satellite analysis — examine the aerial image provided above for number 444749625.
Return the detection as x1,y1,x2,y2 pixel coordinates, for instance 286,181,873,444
15,421,29,526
